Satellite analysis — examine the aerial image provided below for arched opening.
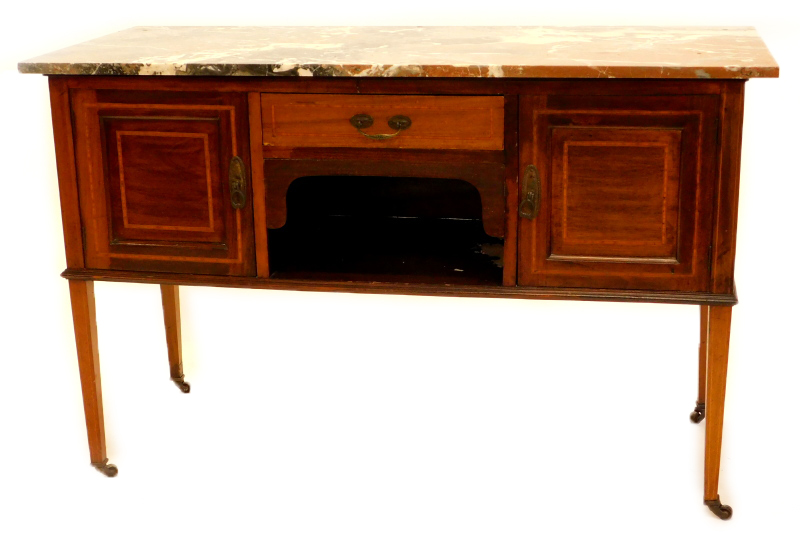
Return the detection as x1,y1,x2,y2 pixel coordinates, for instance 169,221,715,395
268,175,504,285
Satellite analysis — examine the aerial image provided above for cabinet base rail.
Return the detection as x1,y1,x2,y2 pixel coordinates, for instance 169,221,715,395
62,269,738,306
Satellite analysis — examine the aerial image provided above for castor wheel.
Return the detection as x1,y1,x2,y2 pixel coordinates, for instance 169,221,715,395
171,375,191,393
704,498,733,520
91,458,119,478
690,401,706,423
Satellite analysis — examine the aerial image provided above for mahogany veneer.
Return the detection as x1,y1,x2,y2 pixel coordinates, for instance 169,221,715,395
21,26,779,520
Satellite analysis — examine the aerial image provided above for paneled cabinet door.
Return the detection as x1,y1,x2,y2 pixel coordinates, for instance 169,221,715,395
518,93,720,292
71,90,255,276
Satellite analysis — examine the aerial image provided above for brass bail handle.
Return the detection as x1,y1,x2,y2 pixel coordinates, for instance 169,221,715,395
518,165,541,220
228,156,247,210
350,113,412,140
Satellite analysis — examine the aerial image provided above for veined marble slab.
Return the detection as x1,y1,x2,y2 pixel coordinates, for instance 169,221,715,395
18,26,779,79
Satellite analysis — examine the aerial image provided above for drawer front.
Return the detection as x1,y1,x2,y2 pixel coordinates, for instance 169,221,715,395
71,90,255,276
261,94,504,150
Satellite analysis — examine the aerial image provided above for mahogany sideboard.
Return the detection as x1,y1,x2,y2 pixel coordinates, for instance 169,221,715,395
19,26,779,519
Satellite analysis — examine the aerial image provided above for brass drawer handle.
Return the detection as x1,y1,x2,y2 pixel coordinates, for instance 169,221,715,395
519,165,541,220
229,156,247,210
349,114,412,140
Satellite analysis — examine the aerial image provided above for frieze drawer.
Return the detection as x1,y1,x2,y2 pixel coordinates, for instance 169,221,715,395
260,94,505,150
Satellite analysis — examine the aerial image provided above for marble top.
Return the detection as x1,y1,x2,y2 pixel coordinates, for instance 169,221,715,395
18,26,779,79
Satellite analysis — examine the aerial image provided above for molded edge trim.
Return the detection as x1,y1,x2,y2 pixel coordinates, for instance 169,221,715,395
61,268,737,306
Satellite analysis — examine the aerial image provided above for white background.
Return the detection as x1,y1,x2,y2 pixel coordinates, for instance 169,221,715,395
0,3,797,546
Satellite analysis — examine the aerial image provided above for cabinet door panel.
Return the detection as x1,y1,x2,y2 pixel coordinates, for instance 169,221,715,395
519,94,719,291
72,91,255,276
107,120,221,240
550,127,681,260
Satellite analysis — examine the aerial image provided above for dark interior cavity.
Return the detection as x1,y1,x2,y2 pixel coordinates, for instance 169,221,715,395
268,176,504,285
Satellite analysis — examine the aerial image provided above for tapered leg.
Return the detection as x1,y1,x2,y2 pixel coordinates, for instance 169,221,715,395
703,305,733,519
161,284,190,393
69,280,117,477
691,305,709,423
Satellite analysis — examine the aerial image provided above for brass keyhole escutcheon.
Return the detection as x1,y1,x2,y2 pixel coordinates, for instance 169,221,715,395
519,165,541,220
228,156,247,210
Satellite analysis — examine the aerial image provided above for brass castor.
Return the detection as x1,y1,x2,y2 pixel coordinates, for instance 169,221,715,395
171,375,191,393
92,458,118,478
690,401,706,423
704,498,733,520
